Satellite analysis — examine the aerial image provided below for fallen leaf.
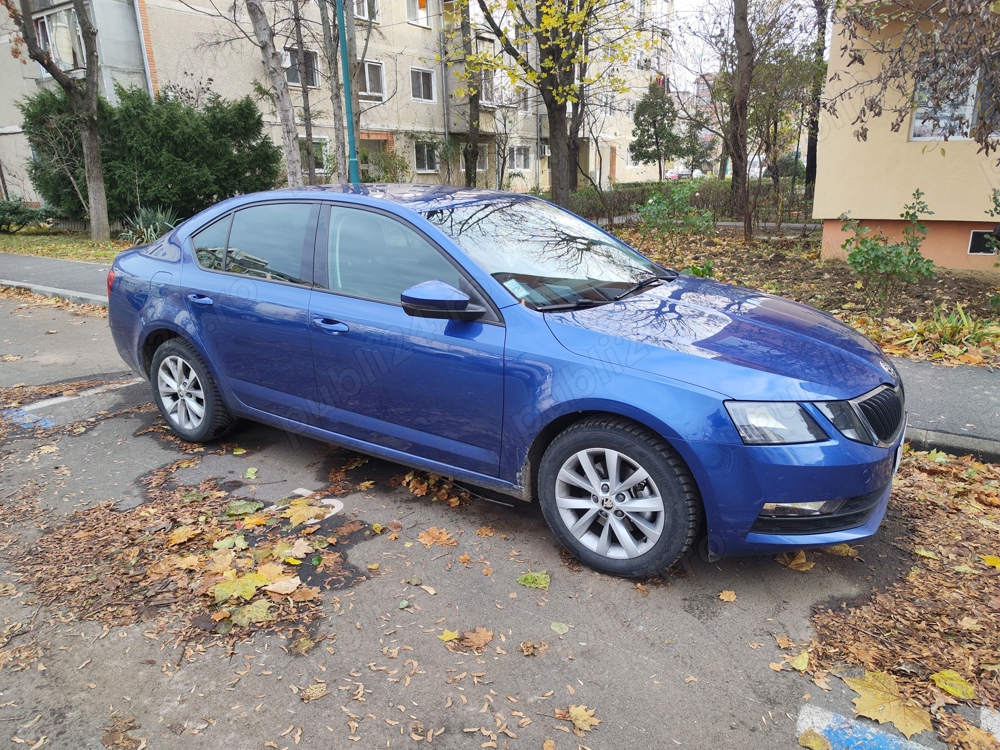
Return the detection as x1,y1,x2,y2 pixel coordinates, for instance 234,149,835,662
263,576,302,595
243,467,258,480
566,705,600,733
168,526,199,546
719,590,737,602
282,500,327,528
790,651,809,672
914,548,938,559
517,572,550,591
550,622,569,635
769,662,784,672
438,630,460,642
226,499,263,517
300,683,329,703
417,527,457,548
543,741,556,750
981,554,1000,569
776,550,815,571
231,600,274,627
774,634,794,649
929,669,976,700
822,544,858,557
232,447,247,455
214,573,270,602
461,627,493,652
475,526,496,537
843,671,932,738
797,728,831,750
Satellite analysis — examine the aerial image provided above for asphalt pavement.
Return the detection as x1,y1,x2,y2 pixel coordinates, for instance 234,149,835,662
1,250,997,460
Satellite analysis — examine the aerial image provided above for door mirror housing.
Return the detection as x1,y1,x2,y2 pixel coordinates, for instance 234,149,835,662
401,280,487,321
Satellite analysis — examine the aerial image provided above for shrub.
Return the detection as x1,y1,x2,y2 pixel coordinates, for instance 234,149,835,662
0,198,51,233
566,182,663,222
118,205,180,246
840,189,936,319
19,86,282,222
639,180,713,238
362,148,410,182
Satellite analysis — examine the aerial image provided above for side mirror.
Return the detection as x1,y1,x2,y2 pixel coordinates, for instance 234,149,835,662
401,280,487,321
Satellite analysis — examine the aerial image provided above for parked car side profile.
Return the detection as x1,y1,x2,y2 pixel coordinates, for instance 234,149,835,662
108,185,906,577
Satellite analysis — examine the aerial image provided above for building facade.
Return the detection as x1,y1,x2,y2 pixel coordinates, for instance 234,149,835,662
813,13,1000,272
0,0,674,207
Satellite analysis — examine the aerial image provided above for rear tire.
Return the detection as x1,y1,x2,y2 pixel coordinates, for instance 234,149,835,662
538,417,701,578
150,339,233,442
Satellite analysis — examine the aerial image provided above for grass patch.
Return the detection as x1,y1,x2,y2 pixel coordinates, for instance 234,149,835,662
0,228,123,263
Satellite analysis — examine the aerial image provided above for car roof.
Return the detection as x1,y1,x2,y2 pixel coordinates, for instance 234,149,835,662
278,184,537,213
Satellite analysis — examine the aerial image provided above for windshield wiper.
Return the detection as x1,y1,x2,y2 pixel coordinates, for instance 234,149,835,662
534,299,611,312
612,273,676,302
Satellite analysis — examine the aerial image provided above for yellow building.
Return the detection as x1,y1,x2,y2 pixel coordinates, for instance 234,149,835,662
813,13,1000,272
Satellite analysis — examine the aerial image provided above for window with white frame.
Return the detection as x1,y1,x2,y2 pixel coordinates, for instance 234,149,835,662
410,68,435,102
476,145,488,172
415,142,438,172
476,37,497,104
358,61,384,101
910,67,997,140
355,0,378,21
508,145,531,171
33,8,85,72
285,48,319,87
406,0,429,26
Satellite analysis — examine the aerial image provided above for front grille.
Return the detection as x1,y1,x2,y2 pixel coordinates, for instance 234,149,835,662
750,482,888,535
857,386,904,443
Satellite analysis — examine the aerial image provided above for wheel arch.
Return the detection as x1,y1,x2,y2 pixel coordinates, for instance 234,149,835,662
519,408,705,510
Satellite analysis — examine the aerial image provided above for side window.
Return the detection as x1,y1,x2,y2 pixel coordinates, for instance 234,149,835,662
191,214,231,271
326,207,461,304
226,203,314,285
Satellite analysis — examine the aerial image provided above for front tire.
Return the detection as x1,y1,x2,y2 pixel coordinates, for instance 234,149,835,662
150,339,233,442
538,417,701,578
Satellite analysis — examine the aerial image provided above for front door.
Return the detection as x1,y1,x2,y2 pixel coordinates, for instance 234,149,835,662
308,204,505,476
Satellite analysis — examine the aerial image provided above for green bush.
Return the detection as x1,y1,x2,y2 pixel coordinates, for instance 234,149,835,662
19,86,282,223
639,180,713,239
566,181,664,222
840,189,937,318
119,205,180,245
0,198,51,233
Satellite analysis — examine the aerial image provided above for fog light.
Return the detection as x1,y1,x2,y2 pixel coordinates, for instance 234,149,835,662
758,499,846,517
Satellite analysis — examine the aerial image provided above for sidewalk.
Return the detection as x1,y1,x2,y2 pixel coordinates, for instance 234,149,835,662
1,251,997,461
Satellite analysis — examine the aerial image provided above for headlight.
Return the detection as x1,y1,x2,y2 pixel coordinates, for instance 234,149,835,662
724,402,828,445
814,401,874,444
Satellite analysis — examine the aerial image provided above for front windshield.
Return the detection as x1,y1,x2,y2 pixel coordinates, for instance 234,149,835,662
423,198,669,309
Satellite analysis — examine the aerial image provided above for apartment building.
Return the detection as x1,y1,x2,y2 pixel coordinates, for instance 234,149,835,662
0,0,673,204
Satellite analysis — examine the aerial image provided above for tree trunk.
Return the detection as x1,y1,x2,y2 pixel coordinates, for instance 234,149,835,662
318,0,346,183
292,0,316,185
805,0,828,202
79,113,110,240
345,0,363,155
460,1,480,188
730,0,754,240
717,141,729,181
245,0,303,187
545,96,570,207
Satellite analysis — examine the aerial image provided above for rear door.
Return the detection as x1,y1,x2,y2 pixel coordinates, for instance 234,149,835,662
307,203,506,476
183,201,319,420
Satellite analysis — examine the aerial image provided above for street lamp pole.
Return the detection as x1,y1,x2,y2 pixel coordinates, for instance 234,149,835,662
335,0,360,186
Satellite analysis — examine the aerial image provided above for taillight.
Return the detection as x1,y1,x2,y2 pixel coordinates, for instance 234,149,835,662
107,268,115,299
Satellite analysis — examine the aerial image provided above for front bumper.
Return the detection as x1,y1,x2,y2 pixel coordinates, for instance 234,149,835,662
681,427,904,558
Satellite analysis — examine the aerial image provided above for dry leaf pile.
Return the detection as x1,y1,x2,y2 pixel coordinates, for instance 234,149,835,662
810,448,1000,745
7,456,375,649
0,285,107,318
400,471,470,508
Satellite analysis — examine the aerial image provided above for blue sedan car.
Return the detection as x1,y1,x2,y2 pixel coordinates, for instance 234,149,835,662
108,185,905,577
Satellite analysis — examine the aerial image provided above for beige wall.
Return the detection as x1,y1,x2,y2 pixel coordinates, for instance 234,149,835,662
0,17,44,201
814,15,1000,270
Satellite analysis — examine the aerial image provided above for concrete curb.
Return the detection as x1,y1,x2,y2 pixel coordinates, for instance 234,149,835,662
906,428,1000,463
0,279,107,307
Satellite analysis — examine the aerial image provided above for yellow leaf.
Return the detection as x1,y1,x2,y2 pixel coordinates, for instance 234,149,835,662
843,671,933,738
822,544,858,557
231,599,274,627
790,651,809,671
439,630,459,642
213,572,270,603
930,670,976,700
357,480,375,491
282,500,328,528
719,590,736,602
914,548,938,559
981,554,1000,569
566,704,600,733
776,550,815,571
798,728,831,750
769,662,784,672
256,562,286,583
284,557,302,565
168,525,199,546
418,527,457,548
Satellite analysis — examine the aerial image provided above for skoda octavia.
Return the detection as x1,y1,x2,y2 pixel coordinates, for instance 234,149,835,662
108,186,906,577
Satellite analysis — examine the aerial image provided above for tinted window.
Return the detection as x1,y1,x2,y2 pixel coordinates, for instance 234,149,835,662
191,215,231,271
327,207,461,304
226,203,313,285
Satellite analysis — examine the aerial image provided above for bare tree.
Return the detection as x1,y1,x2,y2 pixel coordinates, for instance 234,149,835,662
291,0,317,184
317,0,346,182
4,0,110,239
804,0,828,201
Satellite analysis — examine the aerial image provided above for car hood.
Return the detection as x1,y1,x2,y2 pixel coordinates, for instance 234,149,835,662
544,275,896,401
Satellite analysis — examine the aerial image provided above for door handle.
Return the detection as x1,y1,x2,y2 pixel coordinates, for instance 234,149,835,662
313,318,349,333
187,294,214,306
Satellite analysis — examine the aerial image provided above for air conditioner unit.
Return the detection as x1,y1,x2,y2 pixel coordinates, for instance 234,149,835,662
280,50,292,68
642,58,651,70
539,144,550,158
